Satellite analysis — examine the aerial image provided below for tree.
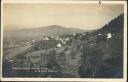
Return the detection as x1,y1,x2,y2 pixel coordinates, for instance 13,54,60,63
79,43,103,78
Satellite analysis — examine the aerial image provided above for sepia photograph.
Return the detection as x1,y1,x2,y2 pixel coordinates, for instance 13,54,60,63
0,0,127,82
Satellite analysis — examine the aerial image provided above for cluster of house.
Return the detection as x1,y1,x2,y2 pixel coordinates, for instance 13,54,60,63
38,33,87,48
4,31,120,51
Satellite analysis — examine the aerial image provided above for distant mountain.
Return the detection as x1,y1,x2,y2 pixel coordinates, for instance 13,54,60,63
4,25,86,41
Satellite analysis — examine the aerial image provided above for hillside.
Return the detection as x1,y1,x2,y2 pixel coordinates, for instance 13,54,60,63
79,14,124,78
98,14,124,34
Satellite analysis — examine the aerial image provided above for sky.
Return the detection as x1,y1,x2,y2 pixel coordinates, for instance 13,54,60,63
3,3,124,31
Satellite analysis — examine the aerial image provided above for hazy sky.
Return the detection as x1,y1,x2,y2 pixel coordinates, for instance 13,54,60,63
4,3,124,31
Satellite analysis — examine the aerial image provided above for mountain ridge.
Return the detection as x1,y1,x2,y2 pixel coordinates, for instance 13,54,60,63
4,25,87,41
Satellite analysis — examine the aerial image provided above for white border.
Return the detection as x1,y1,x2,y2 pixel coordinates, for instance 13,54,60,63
2,0,127,4
1,0,127,81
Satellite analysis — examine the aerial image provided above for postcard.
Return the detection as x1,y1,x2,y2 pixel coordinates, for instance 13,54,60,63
0,0,127,82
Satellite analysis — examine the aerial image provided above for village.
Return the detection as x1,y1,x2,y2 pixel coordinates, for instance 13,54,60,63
3,29,121,77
